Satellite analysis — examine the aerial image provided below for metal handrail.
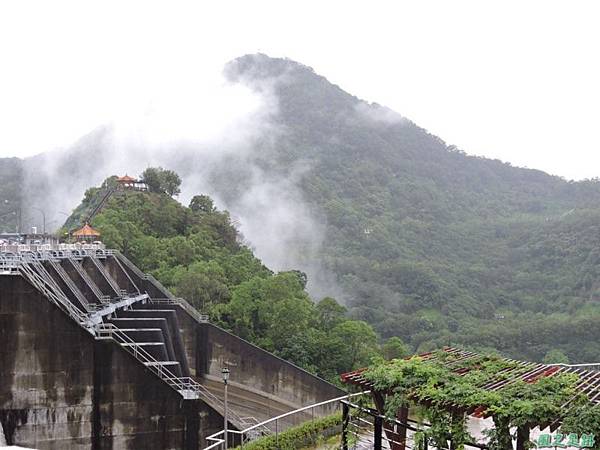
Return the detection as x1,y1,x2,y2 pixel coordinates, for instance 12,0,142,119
95,322,249,425
48,259,91,310
146,274,175,299
148,297,209,322
89,255,124,296
68,258,110,303
548,362,600,369
112,250,147,280
85,186,116,223
108,251,142,294
341,397,491,450
204,391,368,449
18,260,90,327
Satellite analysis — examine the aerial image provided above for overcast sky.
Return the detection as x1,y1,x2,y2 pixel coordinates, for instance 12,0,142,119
1,1,598,180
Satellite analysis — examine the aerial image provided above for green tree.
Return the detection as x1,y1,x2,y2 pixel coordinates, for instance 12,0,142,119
141,167,162,193
316,297,347,330
161,169,182,196
382,337,409,360
331,320,379,370
64,177,384,383
141,167,181,196
173,261,231,310
189,194,216,213
543,349,570,365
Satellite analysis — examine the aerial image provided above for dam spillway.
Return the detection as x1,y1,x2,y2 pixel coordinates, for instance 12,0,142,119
0,246,342,449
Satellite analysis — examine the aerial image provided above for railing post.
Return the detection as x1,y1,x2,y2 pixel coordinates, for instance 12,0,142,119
341,401,349,450
374,415,383,450
275,418,278,448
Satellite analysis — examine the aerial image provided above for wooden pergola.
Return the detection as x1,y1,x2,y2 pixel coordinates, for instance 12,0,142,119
341,347,600,450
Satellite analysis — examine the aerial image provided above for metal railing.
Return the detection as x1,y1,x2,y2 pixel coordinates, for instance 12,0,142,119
89,255,125,297
17,258,92,328
112,250,148,280
145,273,175,299
548,362,600,371
340,397,491,450
68,258,111,303
85,186,116,223
109,251,142,294
48,259,92,310
148,297,209,322
204,392,367,449
95,322,249,424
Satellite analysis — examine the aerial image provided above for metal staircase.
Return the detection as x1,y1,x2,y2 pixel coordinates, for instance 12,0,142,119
85,187,116,223
97,317,250,428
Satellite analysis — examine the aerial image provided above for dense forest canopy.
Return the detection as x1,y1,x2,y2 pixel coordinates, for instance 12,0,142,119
2,54,600,363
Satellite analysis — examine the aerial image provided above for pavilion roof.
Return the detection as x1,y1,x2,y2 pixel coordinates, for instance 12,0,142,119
341,347,600,429
117,174,136,182
73,223,101,237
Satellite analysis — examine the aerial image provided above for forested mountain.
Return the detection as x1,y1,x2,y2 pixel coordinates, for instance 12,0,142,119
2,53,600,363
221,55,600,363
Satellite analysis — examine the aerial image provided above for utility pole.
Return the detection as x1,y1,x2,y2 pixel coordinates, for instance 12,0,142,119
222,367,230,449
31,207,46,234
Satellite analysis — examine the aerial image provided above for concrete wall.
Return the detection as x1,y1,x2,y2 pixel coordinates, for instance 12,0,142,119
199,323,344,405
0,276,222,449
101,258,139,295
164,305,344,416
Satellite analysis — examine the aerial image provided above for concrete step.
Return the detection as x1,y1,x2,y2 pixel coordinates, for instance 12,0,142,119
107,317,182,375
107,317,167,329
111,309,190,378
117,328,164,343
117,309,178,318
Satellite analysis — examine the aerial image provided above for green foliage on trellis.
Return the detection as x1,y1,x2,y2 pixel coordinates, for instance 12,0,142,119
363,352,596,449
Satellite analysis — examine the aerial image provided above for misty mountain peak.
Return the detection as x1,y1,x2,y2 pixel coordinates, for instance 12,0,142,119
226,53,363,124
225,53,317,84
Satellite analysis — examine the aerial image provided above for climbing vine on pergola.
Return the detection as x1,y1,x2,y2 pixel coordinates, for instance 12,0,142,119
341,348,600,450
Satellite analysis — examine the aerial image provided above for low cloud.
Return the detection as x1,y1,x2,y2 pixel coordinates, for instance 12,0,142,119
20,58,342,301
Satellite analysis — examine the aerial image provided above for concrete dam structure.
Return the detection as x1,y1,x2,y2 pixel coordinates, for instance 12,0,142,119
0,246,342,449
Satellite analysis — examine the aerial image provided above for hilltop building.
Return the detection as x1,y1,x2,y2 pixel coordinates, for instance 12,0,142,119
72,223,101,242
116,174,147,191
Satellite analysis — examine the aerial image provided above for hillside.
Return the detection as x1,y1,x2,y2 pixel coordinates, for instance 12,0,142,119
68,181,383,383
2,53,600,363
221,55,600,362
